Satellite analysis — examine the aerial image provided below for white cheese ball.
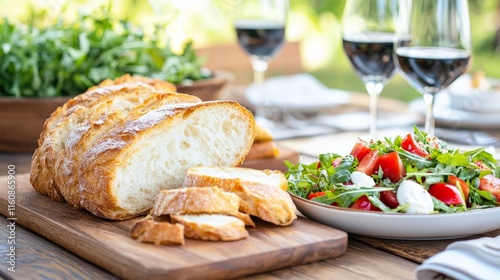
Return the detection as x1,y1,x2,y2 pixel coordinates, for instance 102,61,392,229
349,171,376,188
397,180,434,214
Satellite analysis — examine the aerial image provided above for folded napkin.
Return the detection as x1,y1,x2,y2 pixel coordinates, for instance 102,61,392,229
245,73,350,113
415,236,500,280
244,73,351,139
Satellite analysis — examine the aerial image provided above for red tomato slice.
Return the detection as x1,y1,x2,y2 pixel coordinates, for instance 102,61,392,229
377,152,406,183
350,141,372,162
380,190,400,208
479,174,500,202
429,183,465,205
349,196,381,211
401,133,429,157
447,175,470,201
356,150,379,175
308,191,326,200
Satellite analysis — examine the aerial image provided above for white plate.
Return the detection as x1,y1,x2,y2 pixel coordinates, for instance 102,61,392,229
290,193,500,240
245,73,351,114
409,93,500,129
447,74,500,113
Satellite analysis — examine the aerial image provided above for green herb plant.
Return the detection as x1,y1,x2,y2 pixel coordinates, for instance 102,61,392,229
0,4,209,98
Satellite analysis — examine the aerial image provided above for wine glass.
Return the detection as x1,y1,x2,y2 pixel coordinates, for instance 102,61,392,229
395,0,472,137
342,0,400,139
234,0,288,126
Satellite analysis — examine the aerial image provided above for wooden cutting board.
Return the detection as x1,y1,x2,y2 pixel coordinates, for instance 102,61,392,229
0,174,347,280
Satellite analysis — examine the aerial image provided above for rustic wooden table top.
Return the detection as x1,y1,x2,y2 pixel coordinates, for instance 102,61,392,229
1,91,499,280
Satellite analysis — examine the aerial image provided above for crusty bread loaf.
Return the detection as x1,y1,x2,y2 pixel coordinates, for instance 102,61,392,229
55,92,200,207
30,80,173,201
130,216,185,245
171,214,248,241
182,167,297,226
78,101,255,220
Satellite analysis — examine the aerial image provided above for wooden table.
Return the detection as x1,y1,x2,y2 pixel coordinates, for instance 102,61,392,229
1,92,499,280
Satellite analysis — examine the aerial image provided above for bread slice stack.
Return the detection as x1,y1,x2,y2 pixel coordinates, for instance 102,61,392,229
131,167,296,245
30,74,256,220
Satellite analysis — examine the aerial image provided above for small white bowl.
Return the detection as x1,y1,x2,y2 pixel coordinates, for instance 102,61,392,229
446,74,500,113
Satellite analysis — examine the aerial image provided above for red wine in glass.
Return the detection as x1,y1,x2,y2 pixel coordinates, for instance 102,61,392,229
236,19,285,60
343,32,398,81
396,47,471,94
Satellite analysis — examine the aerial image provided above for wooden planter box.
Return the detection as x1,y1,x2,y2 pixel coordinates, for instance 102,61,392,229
0,97,70,153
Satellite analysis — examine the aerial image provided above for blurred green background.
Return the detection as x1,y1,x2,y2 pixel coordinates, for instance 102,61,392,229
1,0,499,102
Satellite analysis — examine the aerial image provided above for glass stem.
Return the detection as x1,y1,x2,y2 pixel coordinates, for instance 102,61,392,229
252,59,269,122
423,93,435,138
365,81,384,139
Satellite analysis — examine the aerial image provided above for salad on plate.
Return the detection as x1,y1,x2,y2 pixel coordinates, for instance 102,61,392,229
285,127,500,214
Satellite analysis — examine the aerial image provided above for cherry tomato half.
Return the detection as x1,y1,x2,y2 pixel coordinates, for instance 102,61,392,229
349,196,381,211
377,152,406,183
356,150,379,175
479,174,500,203
447,175,470,201
350,141,372,162
401,133,429,158
429,183,465,206
308,191,326,200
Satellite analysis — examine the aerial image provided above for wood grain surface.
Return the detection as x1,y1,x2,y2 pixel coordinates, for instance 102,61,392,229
0,174,347,280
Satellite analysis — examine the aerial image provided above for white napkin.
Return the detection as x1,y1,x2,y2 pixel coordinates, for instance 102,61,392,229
415,236,500,280
245,73,350,113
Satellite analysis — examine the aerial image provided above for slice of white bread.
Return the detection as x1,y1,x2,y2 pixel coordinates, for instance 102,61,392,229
55,92,200,207
79,101,255,220
182,167,297,226
171,214,248,241
152,186,242,217
30,81,172,201
130,216,185,245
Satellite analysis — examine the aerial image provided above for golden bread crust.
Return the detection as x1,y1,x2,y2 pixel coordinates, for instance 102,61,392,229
246,141,279,160
130,216,185,245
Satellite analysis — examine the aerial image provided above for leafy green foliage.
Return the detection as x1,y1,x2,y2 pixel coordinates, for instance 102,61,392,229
0,4,209,97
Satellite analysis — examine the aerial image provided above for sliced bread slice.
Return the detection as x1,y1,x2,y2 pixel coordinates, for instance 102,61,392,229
152,186,241,217
171,214,248,241
79,101,255,220
130,216,185,245
182,167,297,226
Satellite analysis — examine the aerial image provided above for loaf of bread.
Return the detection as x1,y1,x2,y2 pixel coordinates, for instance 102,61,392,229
182,167,297,226
31,77,177,201
78,100,255,220
55,92,200,207
31,75,256,221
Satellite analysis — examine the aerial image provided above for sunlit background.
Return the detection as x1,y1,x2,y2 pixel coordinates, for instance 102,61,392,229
1,0,499,102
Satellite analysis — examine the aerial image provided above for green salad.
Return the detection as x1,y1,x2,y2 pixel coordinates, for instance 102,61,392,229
285,127,500,214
